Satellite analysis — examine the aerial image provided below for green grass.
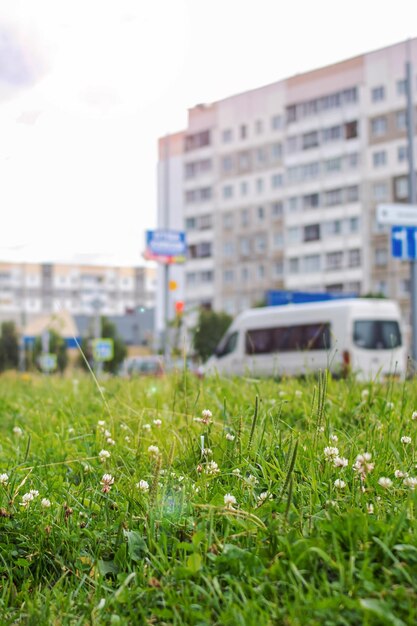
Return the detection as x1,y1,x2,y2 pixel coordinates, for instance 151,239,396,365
0,369,417,625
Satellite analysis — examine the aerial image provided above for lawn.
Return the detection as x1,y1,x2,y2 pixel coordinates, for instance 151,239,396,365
0,370,417,625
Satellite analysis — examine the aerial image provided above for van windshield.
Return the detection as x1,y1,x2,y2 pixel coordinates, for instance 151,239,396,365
353,320,402,350
215,331,238,358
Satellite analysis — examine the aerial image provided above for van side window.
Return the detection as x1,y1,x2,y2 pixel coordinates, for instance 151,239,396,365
216,332,238,358
353,320,402,349
246,323,331,354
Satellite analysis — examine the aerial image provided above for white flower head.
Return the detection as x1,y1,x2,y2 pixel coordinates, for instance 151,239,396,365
334,479,346,489
395,469,407,479
100,473,114,493
148,445,160,456
295,390,303,398
329,435,338,444
201,409,212,424
386,402,394,410
412,411,417,421
324,446,339,461
13,426,23,437
136,479,149,492
106,437,116,446
378,477,393,489
353,453,374,479
361,389,370,400
224,493,237,508
367,502,374,514
257,491,273,503
333,456,348,468
201,447,213,457
41,498,51,508
401,436,412,445
403,476,417,490
246,474,259,486
206,461,220,475
232,468,241,476
98,449,111,462
143,423,151,431
0,473,9,486
226,433,235,441
20,490,39,507
153,419,162,427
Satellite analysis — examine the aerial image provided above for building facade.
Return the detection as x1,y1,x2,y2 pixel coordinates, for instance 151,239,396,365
0,261,156,327
158,39,417,334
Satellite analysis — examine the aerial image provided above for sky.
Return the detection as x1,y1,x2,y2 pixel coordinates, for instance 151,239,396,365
0,0,417,267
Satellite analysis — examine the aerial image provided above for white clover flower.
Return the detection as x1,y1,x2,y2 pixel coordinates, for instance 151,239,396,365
0,473,9,486
245,474,259,486
386,402,394,410
41,498,51,508
67,427,75,435
148,445,160,456
98,420,106,427
403,476,417,490
333,456,348,468
120,423,128,431
401,436,412,445
226,433,235,441
353,453,374,479
329,435,338,444
83,463,92,473
378,477,393,489
224,493,237,508
20,490,39,507
295,390,303,398
98,449,111,462
367,502,374,514
13,426,23,437
143,423,151,431
324,446,339,460
100,474,114,493
201,409,212,424
257,492,272,503
334,479,346,489
395,469,408,478
412,411,417,421
206,461,220,475
153,419,162,427
232,468,241,476
361,389,369,400
201,447,213,457
124,436,131,443
106,437,116,446
279,391,286,397
136,479,150,492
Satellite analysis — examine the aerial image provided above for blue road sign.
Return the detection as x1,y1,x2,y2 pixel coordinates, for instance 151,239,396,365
144,230,187,264
392,226,417,260
92,339,114,362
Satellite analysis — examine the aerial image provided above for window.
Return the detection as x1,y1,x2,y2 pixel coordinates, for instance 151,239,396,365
256,178,264,194
185,130,210,151
245,322,331,355
255,119,263,134
185,187,212,203
375,280,388,297
185,217,196,230
371,116,387,137
325,188,343,207
240,181,248,195
255,234,267,252
302,131,319,150
200,270,213,283
240,124,247,139
373,150,387,167
346,185,359,203
186,272,196,286
396,110,407,131
347,153,359,168
200,187,212,201
256,147,266,165
223,185,233,199
286,136,298,153
240,237,250,255
349,216,360,233
199,214,212,229
324,220,342,235
373,182,389,201
222,129,233,143
223,241,234,257
257,264,265,279
353,320,402,349
238,151,251,170
397,79,407,96
272,232,283,249
241,267,249,282
241,208,250,227
326,251,343,270
399,279,410,295
288,226,301,243
257,206,265,221
271,201,283,218
303,193,320,209
304,254,321,272
322,125,342,142
304,223,320,242
325,157,342,172
271,143,282,160
223,269,234,283
398,145,408,162
271,114,282,130
273,260,284,276
289,258,299,273
222,156,233,172
348,249,361,267
288,196,299,212
372,86,385,102
271,173,283,188
375,248,388,266
394,175,408,201
184,158,212,178
345,120,358,139
223,212,233,229
216,331,238,358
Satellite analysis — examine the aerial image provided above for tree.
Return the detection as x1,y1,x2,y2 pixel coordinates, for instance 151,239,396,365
192,309,233,362
33,329,68,374
0,321,19,372
78,317,127,374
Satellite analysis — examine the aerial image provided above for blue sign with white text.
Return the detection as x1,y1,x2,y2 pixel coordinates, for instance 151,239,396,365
144,230,187,264
392,226,417,260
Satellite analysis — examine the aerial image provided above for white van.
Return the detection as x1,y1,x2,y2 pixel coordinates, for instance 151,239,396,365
204,299,407,380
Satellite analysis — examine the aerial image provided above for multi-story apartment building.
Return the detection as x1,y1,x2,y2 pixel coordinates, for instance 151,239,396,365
0,261,156,326
157,39,417,335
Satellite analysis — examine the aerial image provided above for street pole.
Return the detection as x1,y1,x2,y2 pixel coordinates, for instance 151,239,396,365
164,134,170,366
406,43,417,366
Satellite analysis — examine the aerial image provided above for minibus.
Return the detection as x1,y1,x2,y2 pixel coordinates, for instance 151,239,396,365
204,299,406,380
